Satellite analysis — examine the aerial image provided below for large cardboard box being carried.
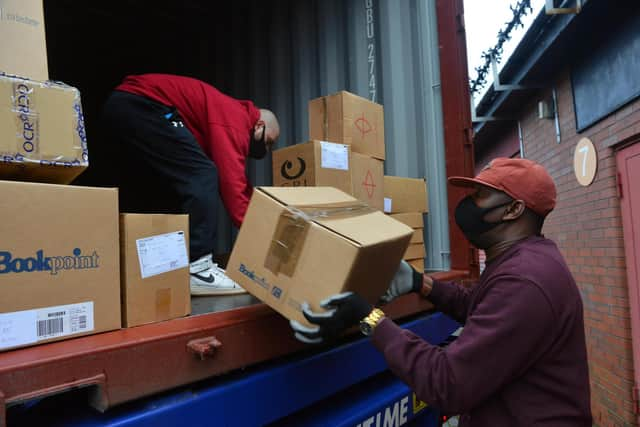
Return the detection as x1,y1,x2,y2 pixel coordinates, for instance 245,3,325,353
309,91,385,160
227,187,412,326
0,181,121,351
120,214,191,328
272,140,352,194
351,152,384,211
383,176,428,214
0,75,88,184
0,0,49,81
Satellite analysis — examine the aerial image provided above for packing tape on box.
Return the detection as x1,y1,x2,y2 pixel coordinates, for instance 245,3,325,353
155,288,171,320
1,73,88,167
265,201,373,277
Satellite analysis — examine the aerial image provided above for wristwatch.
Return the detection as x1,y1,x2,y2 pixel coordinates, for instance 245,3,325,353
359,308,386,336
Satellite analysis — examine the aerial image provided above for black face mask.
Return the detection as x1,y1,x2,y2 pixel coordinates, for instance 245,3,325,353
454,195,512,247
248,125,267,159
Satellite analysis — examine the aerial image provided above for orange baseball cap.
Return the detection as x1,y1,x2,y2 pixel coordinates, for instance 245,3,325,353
448,157,557,217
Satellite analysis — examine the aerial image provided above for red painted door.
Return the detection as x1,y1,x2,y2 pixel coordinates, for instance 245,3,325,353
617,141,640,423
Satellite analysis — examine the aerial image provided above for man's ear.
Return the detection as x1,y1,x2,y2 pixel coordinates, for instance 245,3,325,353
254,119,265,131
503,200,526,220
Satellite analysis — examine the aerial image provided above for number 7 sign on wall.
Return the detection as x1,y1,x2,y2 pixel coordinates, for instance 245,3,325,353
574,137,598,186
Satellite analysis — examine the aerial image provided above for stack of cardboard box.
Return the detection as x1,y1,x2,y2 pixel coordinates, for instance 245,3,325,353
0,1,190,352
272,91,385,211
383,176,429,272
227,91,412,327
0,0,120,351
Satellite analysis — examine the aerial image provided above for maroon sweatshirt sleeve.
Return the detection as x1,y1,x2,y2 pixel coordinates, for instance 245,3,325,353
207,123,252,227
427,279,475,324
372,275,554,414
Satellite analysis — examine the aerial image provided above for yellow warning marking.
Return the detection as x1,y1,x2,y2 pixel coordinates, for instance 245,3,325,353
412,393,428,414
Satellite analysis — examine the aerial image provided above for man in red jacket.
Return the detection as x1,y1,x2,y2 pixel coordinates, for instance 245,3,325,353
101,74,280,296
292,158,591,426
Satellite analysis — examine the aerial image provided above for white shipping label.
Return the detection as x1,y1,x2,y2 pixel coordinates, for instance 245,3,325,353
136,231,189,279
384,197,393,213
0,310,37,350
0,302,94,350
320,141,349,170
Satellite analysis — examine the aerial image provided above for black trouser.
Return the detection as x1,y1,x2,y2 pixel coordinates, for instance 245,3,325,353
101,91,218,261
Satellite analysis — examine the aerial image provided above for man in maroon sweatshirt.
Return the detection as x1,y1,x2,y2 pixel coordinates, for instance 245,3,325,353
101,74,280,296
292,158,592,425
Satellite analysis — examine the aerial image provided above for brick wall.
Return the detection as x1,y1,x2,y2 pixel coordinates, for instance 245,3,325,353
474,124,520,174
488,70,640,426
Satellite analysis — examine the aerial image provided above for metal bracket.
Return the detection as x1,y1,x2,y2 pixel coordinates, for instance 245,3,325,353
471,95,512,123
471,55,544,123
545,0,582,15
187,336,222,360
491,55,529,91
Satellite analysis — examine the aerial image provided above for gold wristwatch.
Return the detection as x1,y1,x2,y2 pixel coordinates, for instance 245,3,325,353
359,308,385,336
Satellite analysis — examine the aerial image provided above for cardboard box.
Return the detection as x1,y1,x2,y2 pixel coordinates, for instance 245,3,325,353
408,258,424,272
0,0,48,81
309,91,385,160
410,228,424,244
272,140,352,194
350,152,384,211
120,214,191,328
390,212,424,229
403,243,426,260
0,181,120,351
383,176,428,213
227,187,412,326
0,75,89,184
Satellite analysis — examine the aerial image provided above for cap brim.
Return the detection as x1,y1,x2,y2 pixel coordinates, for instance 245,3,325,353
448,176,504,193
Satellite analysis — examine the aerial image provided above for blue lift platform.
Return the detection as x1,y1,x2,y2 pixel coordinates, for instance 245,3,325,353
7,312,458,426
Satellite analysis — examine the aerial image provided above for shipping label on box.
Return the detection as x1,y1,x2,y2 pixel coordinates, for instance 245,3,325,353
0,75,88,184
351,152,384,211
383,176,428,213
0,181,120,351
0,0,49,81
120,214,190,328
227,187,412,326
272,140,352,194
309,91,385,160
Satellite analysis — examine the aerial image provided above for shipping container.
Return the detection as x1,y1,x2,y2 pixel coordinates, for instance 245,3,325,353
0,0,474,424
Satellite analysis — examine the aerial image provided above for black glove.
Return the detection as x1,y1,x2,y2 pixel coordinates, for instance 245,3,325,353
290,292,372,344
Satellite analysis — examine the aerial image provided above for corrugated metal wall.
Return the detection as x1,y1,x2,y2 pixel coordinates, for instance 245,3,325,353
209,0,450,271
49,0,450,271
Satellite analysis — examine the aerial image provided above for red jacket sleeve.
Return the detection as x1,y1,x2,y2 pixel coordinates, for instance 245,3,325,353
371,276,554,414
207,123,253,227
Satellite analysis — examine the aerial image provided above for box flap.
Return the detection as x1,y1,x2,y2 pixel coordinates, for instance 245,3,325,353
258,187,412,247
316,211,412,246
259,186,357,207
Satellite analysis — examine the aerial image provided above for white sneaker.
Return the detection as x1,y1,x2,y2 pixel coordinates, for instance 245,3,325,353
190,254,246,296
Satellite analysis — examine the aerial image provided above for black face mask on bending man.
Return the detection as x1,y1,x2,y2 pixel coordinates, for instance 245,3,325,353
454,195,512,248
248,125,267,159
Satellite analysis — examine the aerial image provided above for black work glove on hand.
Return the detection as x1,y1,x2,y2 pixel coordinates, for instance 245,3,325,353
290,292,372,345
